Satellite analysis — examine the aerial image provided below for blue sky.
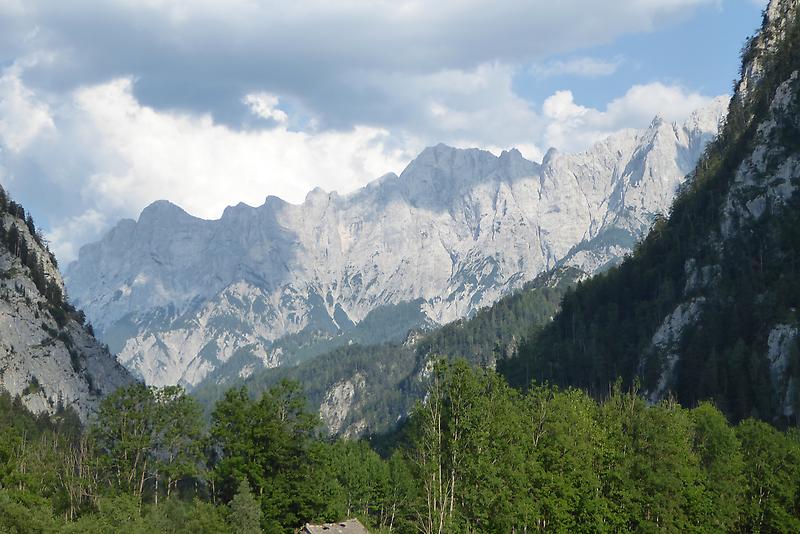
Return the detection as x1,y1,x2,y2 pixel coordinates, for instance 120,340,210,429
0,0,768,262
518,1,764,108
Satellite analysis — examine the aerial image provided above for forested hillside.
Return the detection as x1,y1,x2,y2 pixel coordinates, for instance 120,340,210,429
502,0,800,427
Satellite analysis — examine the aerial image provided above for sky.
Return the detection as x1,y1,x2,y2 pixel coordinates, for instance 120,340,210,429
0,0,768,263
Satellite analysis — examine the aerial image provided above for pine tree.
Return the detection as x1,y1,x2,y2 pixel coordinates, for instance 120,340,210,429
7,224,19,257
228,479,262,534
25,214,35,238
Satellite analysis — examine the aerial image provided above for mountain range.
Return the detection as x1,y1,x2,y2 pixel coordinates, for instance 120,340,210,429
65,100,727,389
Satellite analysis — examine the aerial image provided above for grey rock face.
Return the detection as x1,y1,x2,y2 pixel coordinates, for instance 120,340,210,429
66,100,726,388
0,213,133,420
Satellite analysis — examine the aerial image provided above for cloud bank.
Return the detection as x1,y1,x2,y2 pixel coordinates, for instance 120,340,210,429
0,0,731,263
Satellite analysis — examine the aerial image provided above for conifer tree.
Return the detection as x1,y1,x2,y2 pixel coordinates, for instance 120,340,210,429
228,479,262,534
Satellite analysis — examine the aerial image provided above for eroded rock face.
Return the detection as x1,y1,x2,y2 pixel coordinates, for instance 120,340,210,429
0,213,133,420
646,298,706,402
767,325,798,418
66,100,726,388
319,373,366,436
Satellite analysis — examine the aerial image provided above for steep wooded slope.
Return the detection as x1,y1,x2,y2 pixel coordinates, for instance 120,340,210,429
502,0,800,426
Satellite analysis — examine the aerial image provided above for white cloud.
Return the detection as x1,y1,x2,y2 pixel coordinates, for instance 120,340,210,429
69,78,413,214
330,63,543,160
532,57,624,78
44,209,108,265
242,92,289,124
0,71,54,152
541,82,720,152
7,77,414,261
4,0,718,131
604,82,714,124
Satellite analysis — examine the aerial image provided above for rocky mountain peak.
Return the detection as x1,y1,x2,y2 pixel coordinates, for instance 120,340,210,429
65,101,725,389
649,114,666,129
305,186,333,204
736,0,799,105
683,96,729,133
221,201,261,222
138,199,192,223
541,147,559,166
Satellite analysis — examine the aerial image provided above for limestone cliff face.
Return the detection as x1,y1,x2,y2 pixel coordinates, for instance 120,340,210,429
0,209,133,420
319,373,367,438
65,100,726,389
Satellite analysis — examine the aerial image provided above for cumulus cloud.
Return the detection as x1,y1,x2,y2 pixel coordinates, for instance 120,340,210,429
360,63,541,158
242,93,289,125
0,70,54,152
70,79,414,215
6,0,716,127
541,83,719,152
44,209,108,266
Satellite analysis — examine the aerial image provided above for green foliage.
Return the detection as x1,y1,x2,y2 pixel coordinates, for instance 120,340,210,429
736,420,800,532
691,402,746,531
209,381,338,532
402,362,800,533
2,365,800,532
59,495,232,534
501,10,800,428
91,384,205,501
228,479,261,534
0,488,59,534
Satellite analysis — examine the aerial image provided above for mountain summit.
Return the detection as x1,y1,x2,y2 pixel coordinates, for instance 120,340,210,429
66,100,727,388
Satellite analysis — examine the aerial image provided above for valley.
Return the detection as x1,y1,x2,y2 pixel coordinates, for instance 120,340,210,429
0,0,799,532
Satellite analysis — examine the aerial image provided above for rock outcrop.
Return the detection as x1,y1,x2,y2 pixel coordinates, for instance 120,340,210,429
0,200,133,420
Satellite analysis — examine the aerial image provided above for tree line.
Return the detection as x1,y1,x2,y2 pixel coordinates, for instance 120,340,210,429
1,360,799,533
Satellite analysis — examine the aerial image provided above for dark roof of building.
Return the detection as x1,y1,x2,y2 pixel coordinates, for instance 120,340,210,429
301,518,369,534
